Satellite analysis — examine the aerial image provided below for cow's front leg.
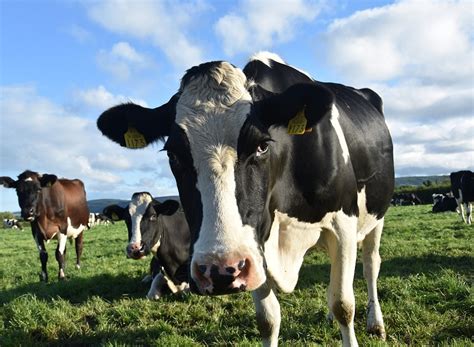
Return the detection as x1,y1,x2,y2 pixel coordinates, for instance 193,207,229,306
325,217,358,347
252,281,280,347
56,232,68,280
146,273,167,300
33,226,48,282
362,220,386,339
75,232,84,269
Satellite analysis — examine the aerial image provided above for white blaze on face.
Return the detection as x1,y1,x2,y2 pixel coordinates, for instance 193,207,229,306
128,193,153,245
176,62,265,284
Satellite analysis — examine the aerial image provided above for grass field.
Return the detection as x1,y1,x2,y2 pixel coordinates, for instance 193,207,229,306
1,205,472,346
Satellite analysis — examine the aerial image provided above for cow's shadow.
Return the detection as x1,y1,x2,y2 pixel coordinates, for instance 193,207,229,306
297,254,473,290
0,273,154,305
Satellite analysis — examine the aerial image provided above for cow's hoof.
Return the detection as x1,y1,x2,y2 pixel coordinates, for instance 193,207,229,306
39,273,48,282
76,264,81,270
146,291,162,300
367,324,386,340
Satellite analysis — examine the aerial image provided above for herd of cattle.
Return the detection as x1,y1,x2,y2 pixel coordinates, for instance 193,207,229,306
1,53,473,346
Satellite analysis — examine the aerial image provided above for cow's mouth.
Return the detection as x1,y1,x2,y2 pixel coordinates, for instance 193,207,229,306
126,244,148,260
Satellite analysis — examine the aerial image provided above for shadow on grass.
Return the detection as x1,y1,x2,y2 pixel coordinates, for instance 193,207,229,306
0,273,150,305
297,254,473,289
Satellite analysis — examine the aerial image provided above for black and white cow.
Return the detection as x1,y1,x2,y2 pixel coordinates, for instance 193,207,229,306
102,193,190,299
432,193,458,213
97,52,394,346
88,212,114,227
450,170,474,224
3,218,23,230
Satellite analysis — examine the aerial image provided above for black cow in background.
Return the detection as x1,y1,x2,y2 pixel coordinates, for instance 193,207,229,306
432,193,458,213
450,170,474,224
102,192,190,299
391,193,422,206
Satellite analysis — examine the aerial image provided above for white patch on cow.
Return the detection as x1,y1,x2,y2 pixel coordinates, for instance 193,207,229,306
57,232,68,254
150,240,161,255
264,210,324,293
66,217,85,238
249,51,313,79
128,193,153,245
250,51,286,67
147,273,165,300
356,187,380,242
24,177,33,182
330,105,350,164
176,62,266,291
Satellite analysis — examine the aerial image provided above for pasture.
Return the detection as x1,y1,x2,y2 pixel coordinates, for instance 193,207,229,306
0,205,472,346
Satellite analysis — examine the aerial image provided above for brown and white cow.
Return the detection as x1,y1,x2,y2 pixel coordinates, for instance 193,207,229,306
0,170,89,281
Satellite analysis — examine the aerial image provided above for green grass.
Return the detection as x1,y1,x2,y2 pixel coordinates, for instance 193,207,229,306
1,205,473,346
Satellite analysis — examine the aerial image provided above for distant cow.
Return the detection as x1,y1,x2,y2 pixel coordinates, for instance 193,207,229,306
102,192,190,299
450,170,474,224
432,193,458,213
0,170,89,281
88,212,114,227
392,193,422,206
97,52,394,345
3,218,23,230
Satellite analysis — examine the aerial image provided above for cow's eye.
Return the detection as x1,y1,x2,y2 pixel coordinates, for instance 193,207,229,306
149,214,157,221
256,142,269,157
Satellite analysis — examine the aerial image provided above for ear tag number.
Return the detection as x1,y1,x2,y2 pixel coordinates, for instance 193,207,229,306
287,106,311,135
124,127,147,148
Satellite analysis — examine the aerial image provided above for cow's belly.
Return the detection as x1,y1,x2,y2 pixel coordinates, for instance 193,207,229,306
264,188,381,293
66,217,85,238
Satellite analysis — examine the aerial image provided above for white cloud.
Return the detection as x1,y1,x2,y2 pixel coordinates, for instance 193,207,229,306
86,1,206,69
97,42,152,81
324,0,473,84
0,84,177,211
215,0,323,56
73,85,148,111
322,0,474,177
68,24,93,43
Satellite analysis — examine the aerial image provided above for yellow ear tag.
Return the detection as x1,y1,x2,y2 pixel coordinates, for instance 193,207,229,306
288,106,310,135
111,212,119,221
124,127,147,148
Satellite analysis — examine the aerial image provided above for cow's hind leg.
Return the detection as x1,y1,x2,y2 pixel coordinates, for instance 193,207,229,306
75,232,84,269
252,281,281,347
362,220,386,339
465,202,472,224
56,233,68,280
33,228,48,282
325,216,358,347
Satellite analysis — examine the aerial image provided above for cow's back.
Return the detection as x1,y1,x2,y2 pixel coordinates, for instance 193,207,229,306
324,82,394,217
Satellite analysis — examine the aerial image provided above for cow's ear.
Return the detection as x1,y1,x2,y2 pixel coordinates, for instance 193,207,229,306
257,83,334,134
97,93,179,149
0,176,17,188
40,174,58,187
153,199,180,216
102,205,126,221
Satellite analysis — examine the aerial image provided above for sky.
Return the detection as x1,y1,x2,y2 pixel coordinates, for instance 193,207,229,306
0,0,473,212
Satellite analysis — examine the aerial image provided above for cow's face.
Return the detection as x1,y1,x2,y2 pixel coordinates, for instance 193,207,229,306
103,194,180,259
0,171,57,221
97,60,333,295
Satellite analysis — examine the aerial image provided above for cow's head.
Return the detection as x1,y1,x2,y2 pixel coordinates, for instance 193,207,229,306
97,60,333,294
0,170,57,221
103,193,180,259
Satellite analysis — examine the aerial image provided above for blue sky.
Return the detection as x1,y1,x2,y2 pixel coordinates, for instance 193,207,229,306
1,0,473,212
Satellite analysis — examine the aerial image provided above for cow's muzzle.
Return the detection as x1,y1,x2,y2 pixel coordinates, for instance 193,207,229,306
126,242,147,260
190,258,264,295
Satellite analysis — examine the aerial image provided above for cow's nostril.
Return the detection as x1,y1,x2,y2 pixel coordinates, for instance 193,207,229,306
226,266,236,274
238,259,246,270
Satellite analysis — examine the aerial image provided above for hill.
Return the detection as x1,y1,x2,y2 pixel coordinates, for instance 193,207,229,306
87,195,180,213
